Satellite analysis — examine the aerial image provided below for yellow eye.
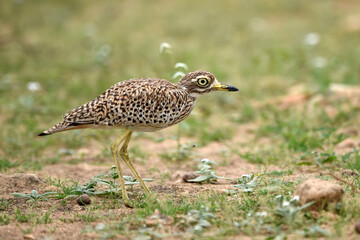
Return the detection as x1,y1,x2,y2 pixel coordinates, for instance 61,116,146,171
196,78,209,87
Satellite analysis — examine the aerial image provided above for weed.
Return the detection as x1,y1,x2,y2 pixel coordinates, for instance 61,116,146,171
93,165,153,194
76,208,99,222
274,195,314,226
234,211,274,235
298,149,360,174
187,159,234,183
12,190,57,204
0,198,10,211
14,208,35,223
52,180,98,199
35,209,53,224
265,170,293,177
0,214,10,225
47,166,154,200
0,158,18,171
341,148,360,171
231,174,259,193
298,225,331,238
177,205,216,234
313,151,338,167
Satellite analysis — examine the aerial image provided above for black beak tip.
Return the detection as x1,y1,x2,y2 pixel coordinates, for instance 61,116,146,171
227,86,239,92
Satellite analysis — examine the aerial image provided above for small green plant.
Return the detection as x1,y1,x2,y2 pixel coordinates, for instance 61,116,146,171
76,208,99,222
312,151,337,167
36,210,53,224
231,174,259,193
52,166,154,199
93,165,153,194
101,165,154,184
0,158,18,170
274,195,314,226
54,180,98,199
234,211,273,235
12,190,57,204
14,208,35,223
341,148,360,171
0,214,10,225
299,148,360,173
177,205,216,234
187,159,235,183
298,225,331,238
0,198,9,211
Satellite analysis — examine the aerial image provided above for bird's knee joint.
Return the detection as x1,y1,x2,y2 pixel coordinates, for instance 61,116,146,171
110,143,118,153
120,149,128,157
120,151,128,157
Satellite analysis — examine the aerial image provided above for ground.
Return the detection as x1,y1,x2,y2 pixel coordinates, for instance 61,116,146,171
1,0,360,239
1,86,360,239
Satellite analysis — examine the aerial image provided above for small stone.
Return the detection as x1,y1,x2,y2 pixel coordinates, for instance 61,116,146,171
182,172,199,183
77,194,91,206
23,234,35,240
355,221,360,234
294,178,344,211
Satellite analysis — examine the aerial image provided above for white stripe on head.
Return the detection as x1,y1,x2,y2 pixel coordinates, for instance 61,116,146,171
191,75,210,82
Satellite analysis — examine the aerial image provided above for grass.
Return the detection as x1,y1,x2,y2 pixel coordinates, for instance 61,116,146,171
1,0,360,239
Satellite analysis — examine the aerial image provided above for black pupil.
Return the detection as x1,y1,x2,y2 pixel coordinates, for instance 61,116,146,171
200,79,206,85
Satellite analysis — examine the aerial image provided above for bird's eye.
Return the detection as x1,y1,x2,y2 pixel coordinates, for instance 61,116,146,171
196,78,209,87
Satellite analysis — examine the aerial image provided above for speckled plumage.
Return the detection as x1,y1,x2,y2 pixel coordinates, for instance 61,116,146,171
65,78,194,132
39,70,232,135
39,70,238,206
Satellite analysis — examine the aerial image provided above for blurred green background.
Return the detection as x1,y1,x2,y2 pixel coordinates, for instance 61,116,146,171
1,0,359,169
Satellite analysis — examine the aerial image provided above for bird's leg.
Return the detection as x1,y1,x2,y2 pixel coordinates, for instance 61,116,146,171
110,129,132,207
120,131,151,196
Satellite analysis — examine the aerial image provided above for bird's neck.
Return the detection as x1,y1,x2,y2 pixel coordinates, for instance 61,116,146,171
188,92,202,99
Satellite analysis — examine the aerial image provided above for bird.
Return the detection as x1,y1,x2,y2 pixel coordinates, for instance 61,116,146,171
38,70,238,207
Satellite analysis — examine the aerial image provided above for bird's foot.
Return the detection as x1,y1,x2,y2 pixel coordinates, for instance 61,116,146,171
122,192,133,208
123,199,134,208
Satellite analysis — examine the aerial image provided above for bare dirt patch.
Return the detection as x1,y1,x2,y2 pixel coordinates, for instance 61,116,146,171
0,173,44,199
0,225,23,240
37,163,110,184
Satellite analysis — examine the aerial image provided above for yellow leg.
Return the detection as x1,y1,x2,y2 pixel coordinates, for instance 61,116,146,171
120,131,151,195
110,129,132,207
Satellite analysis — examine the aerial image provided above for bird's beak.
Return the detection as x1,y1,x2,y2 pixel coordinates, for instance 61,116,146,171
212,83,239,92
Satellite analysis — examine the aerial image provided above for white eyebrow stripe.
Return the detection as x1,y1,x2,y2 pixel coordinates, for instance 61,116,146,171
192,75,210,82
196,75,210,79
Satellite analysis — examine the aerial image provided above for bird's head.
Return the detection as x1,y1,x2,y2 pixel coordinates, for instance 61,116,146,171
178,70,238,98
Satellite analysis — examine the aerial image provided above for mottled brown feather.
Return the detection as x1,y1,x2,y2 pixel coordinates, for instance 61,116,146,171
39,70,220,135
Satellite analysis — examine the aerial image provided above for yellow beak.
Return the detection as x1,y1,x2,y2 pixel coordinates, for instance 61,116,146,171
212,83,239,92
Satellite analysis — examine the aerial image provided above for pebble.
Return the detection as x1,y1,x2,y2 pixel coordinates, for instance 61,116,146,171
77,194,91,206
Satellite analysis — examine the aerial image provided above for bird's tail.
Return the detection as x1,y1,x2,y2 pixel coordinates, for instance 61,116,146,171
38,122,73,136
